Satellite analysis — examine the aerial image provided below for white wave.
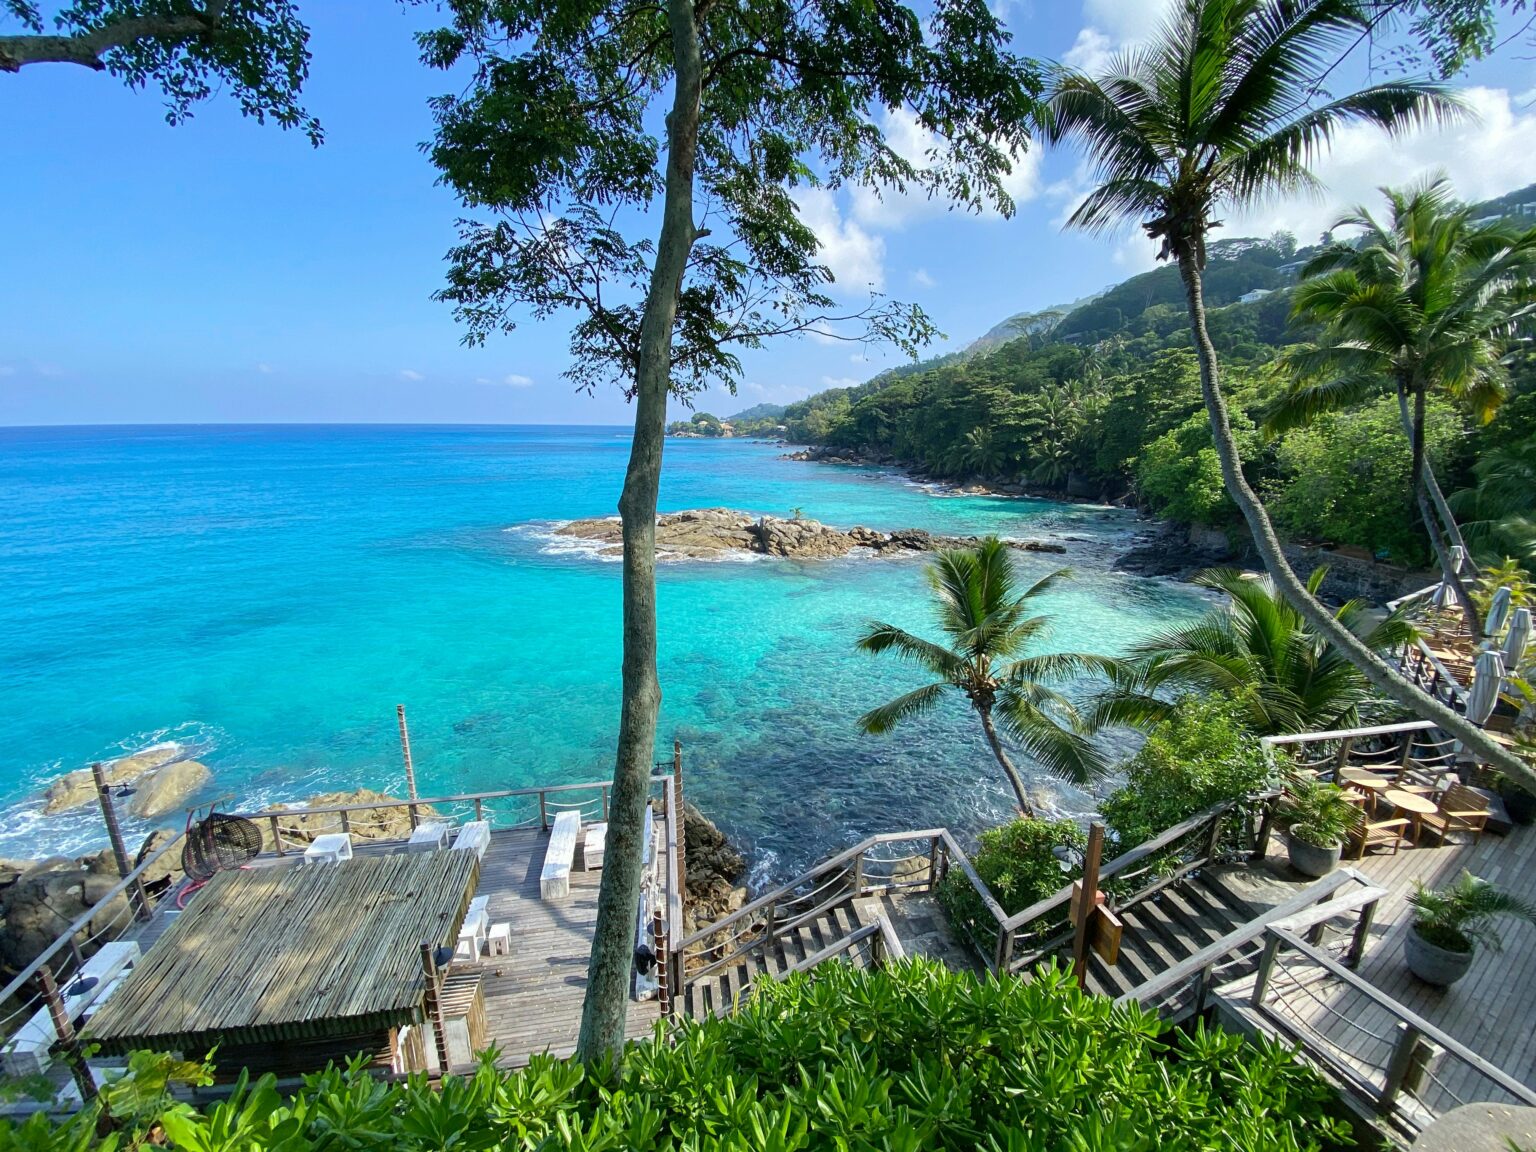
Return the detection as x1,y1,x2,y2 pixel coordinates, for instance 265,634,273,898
506,519,769,565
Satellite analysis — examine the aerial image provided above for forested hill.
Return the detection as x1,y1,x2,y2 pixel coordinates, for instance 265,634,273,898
766,182,1536,569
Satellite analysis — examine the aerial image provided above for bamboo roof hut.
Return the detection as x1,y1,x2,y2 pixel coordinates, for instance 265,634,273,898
84,850,479,1073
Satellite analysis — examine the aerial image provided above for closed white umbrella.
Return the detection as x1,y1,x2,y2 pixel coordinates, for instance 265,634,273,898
1487,586,1514,638
1504,608,1532,672
1434,545,1470,607
1450,545,1467,575
1466,649,1507,725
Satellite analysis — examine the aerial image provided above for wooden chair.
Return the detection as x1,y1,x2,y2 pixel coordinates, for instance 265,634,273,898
1417,782,1490,845
1349,816,1411,860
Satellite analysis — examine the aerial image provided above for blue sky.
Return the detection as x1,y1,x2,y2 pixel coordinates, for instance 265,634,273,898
2,0,1533,425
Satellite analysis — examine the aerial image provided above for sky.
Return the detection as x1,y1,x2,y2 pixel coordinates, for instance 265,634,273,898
2,0,1534,426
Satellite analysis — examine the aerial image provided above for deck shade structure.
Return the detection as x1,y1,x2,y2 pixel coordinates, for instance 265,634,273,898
1487,587,1513,639
1466,649,1507,726
84,850,479,1058
1503,608,1531,672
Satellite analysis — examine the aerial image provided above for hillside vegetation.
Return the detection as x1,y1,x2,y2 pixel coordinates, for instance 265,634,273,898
769,188,1536,569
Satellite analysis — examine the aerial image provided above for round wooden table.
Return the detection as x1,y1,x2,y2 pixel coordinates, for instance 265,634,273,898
1383,788,1438,844
1338,767,1390,813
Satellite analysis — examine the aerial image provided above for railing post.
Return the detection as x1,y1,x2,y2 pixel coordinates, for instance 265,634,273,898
420,943,452,1074
1251,932,1282,1008
993,925,1014,974
1381,1022,1429,1112
850,849,865,897
927,835,941,892
936,837,950,887
340,810,352,836
672,742,686,894
93,762,150,922
653,907,671,1018
37,963,98,1105
1347,898,1379,969
269,814,285,856
474,798,484,822
1252,795,1278,860
407,802,420,832
1201,811,1225,865
601,785,610,822
764,900,777,947
1333,736,1355,776
1193,963,1212,1016
539,791,549,832
1072,822,1106,990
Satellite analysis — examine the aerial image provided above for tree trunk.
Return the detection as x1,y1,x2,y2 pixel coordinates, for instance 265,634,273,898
1175,253,1535,789
977,704,1036,817
1395,384,1481,635
575,0,703,1063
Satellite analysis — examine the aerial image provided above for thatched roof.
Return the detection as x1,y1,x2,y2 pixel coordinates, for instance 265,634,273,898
85,850,479,1054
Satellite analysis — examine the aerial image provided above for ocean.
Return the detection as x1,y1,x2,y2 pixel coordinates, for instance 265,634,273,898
0,424,1208,880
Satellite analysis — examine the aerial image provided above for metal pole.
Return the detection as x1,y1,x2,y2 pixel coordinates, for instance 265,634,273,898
1072,822,1106,990
397,705,418,802
38,964,98,1104
419,944,451,1074
673,739,686,897
93,762,150,921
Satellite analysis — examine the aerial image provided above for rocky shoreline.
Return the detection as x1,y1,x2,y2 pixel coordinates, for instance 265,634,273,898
555,507,1067,561
781,444,1130,504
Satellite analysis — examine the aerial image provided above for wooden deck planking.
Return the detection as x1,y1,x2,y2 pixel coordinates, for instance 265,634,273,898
1233,824,1536,1112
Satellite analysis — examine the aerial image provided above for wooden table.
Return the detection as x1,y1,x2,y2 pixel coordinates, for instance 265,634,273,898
1383,788,1438,844
1338,767,1391,814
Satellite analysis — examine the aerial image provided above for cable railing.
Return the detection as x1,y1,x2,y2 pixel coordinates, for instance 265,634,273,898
1262,720,1460,791
733,915,905,1005
1250,927,1536,1139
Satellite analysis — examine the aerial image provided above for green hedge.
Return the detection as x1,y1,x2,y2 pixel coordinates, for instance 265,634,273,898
5,961,1351,1152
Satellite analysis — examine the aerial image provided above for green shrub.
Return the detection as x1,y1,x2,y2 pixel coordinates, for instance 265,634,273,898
937,816,1085,936
1135,410,1260,526
1101,696,1272,850
5,961,1353,1152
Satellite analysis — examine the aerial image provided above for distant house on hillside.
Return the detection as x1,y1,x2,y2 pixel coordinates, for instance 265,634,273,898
1238,288,1275,304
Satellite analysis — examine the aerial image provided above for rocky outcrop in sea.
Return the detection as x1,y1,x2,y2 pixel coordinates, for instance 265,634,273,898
554,508,1066,561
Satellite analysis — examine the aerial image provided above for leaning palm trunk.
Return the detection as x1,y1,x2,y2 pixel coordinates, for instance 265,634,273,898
1395,385,1481,635
1176,255,1534,788
978,704,1036,817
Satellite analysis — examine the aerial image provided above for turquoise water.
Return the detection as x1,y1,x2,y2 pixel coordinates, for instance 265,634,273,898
0,425,1207,879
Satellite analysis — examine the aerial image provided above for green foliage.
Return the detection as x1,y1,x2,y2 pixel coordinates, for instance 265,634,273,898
937,817,1084,929
1099,696,1272,850
1453,439,1536,566
1269,395,1460,564
1410,870,1536,954
1280,782,1362,849
0,0,320,143
1136,410,1259,526
7,961,1355,1152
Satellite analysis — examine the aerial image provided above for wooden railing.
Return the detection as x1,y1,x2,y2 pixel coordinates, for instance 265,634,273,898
1117,868,1384,1021
1249,927,1536,1138
1261,719,1459,787
732,914,906,1005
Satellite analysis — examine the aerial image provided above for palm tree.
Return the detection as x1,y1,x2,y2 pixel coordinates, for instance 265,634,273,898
1451,440,1536,567
1273,176,1536,631
855,538,1109,816
1094,567,1417,736
1042,0,1532,783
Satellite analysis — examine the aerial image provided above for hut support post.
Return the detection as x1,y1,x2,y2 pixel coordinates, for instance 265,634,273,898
653,907,671,1018
419,944,451,1075
93,762,150,921
38,964,98,1105
1071,822,1106,990
672,741,686,915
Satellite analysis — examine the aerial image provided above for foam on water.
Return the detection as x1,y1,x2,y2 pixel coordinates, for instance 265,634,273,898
0,426,1208,879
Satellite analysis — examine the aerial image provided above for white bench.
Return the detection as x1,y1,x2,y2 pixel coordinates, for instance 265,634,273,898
452,821,491,861
1,941,140,1077
455,895,491,959
487,921,511,957
304,832,352,864
407,821,451,853
540,811,581,899
583,822,607,870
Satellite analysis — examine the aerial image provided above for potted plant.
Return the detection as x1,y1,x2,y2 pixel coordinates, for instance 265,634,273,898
1495,772,1536,826
1280,781,1361,878
1405,871,1536,987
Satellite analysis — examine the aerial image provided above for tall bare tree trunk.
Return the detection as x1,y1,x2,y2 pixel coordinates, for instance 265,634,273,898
1395,385,1480,635
1176,254,1535,789
978,705,1036,817
575,0,702,1062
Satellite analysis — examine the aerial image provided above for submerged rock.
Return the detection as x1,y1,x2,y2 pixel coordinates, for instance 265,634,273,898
553,509,1066,561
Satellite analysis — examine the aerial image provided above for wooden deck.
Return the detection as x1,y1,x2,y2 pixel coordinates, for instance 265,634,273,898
124,827,660,1068
1218,823,1536,1118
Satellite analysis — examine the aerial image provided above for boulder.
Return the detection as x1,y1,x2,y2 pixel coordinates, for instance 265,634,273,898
126,759,212,819
261,789,441,850
134,829,185,895
682,801,746,897
42,745,184,814
0,868,130,972
0,859,39,890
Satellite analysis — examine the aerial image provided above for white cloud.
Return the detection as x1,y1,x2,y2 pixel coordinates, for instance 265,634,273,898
910,268,937,288
1224,87,1536,245
1064,0,1175,72
256,362,275,375
795,188,886,291
820,375,862,390
0,365,14,377
399,369,424,381
502,373,534,387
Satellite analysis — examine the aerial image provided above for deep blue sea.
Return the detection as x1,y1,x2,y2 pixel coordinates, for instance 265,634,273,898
0,425,1208,880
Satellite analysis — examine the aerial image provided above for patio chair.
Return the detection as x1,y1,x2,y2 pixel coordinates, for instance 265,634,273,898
1417,782,1490,845
1349,816,1411,860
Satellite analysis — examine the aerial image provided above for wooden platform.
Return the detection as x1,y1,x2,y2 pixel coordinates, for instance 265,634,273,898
123,827,661,1067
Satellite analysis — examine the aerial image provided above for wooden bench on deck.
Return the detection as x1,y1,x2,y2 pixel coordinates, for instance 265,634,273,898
541,811,581,900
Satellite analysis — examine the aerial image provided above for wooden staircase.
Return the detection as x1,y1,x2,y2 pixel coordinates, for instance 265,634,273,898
681,899,871,1018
